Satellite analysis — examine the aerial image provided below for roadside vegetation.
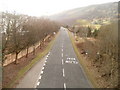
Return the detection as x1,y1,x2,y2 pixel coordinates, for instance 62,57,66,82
2,12,60,88
2,12,60,64
68,20,118,88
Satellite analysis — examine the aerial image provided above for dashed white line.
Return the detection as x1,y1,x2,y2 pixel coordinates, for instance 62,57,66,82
43,63,46,66
62,49,63,52
39,76,41,79
64,83,66,90
42,67,44,70
63,68,65,77
62,53,63,57
37,82,40,86
62,59,64,65
41,71,43,74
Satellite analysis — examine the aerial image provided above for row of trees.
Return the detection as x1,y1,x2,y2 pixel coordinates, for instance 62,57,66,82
1,12,60,64
70,26,99,38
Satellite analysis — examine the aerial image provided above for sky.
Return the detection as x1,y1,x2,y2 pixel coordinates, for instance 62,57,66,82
0,0,119,16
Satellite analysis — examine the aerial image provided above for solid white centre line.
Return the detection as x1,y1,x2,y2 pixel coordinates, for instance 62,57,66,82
64,83,66,90
62,59,64,65
63,68,65,77
37,82,40,86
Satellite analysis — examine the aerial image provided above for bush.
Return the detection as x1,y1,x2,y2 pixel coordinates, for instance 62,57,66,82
96,22,118,87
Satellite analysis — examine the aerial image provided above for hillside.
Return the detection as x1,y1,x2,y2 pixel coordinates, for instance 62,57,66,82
49,2,118,25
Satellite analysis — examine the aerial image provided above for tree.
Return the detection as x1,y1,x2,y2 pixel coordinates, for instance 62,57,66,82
92,29,99,38
87,26,92,37
2,12,15,62
2,12,60,65
10,14,27,64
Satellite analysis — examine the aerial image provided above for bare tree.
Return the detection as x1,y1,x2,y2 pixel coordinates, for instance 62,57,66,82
2,12,60,64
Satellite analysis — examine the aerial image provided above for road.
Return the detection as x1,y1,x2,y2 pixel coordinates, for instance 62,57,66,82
17,27,92,88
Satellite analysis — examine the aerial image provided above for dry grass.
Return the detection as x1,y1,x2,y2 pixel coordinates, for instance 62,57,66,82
68,30,118,88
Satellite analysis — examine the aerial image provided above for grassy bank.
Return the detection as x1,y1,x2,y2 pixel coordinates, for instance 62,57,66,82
5,32,59,88
67,30,97,88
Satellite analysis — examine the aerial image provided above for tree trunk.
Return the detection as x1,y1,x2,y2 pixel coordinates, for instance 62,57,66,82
40,41,42,49
40,43,41,49
33,45,35,55
2,52,5,66
39,42,40,49
15,52,18,64
26,47,29,58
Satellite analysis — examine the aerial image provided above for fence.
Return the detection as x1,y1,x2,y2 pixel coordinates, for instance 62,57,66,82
3,35,51,66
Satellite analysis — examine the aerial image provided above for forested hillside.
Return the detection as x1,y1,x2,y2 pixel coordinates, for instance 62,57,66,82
49,2,118,25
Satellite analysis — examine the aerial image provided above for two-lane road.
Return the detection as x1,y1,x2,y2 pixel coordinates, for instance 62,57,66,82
35,27,92,88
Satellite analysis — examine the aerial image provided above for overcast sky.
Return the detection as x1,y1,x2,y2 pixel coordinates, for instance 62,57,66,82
0,0,119,16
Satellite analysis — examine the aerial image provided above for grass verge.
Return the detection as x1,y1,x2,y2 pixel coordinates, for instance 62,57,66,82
6,33,59,88
67,30,97,88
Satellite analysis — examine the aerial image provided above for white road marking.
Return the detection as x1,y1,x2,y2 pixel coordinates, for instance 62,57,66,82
64,83,66,90
65,60,78,64
76,62,78,64
41,71,43,74
35,68,43,88
70,61,72,63
65,61,68,63
42,67,44,70
62,59,64,65
62,49,63,52
63,68,65,77
62,53,63,57
39,76,41,79
35,56,48,88
48,52,50,56
37,82,40,86
43,63,46,66
67,58,76,60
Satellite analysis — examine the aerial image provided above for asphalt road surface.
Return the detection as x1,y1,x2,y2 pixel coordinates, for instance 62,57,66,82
34,27,92,88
